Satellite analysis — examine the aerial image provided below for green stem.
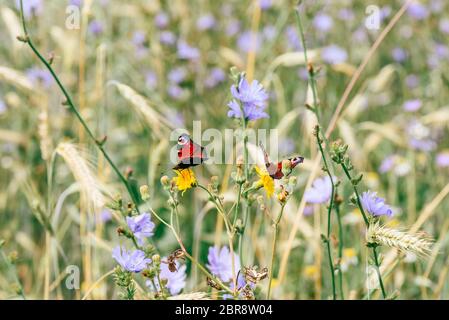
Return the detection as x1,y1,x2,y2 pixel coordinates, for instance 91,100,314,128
267,205,285,299
372,245,387,299
341,164,369,225
19,0,139,208
316,131,336,300
340,163,387,299
335,204,345,300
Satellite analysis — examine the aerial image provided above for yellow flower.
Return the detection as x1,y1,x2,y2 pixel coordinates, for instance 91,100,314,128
343,248,356,259
303,265,318,279
253,166,274,197
173,168,197,195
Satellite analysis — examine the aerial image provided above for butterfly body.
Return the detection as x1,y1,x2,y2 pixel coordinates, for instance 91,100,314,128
259,142,304,179
173,134,207,170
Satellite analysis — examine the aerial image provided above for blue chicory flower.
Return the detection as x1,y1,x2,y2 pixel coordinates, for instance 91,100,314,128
177,41,200,60
321,45,348,65
147,259,186,295
237,31,261,53
227,77,269,121
313,13,334,32
26,67,53,88
403,99,422,112
155,11,169,29
196,13,216,31
205,68,226,88
112,246,151,273
16,0,43,18
304,176,334,204
126,212,155,245
207,246,240,283
88,20,104,36
436,152,449,168
407,2,429,20
360,191,393,217
160,31,177,46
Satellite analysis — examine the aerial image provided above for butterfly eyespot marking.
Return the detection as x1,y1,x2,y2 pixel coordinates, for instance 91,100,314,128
177,134,189,145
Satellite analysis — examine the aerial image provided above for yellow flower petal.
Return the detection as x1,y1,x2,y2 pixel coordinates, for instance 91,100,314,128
254,166,274,197
173,168,196,195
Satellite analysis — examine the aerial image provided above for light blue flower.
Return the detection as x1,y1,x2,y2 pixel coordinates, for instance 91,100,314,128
112,246,151,273
228,77,269,121
304,176,334,204
207,246,240,283
360,191,393,217
126,212,155,245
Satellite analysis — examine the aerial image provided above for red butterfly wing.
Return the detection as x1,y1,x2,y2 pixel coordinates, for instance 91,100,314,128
175,140,207,169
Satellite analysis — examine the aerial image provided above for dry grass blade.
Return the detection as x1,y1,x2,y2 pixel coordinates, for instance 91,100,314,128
108,81,174,138
0,66,36,93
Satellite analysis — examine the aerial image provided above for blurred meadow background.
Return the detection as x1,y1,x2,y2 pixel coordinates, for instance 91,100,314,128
1,0,449,300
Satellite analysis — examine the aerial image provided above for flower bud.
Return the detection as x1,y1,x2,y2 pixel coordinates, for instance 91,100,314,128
281,159,292,177
142,268,156,278
277,186,289,205
160,175,170,187
152,254,161,267
140,185,150,201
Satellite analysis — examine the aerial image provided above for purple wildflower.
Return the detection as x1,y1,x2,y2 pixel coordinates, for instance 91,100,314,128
434,43,449,59
379,155,396,174
226,20,240,37
112,246,151,273
207,246,240,283
100,209,112,223
405,74,419,88
436,152,449,168
338,8,355,21
145,71,158,89
88,20,104,36
196,14,216,31
69,0,83,7
148,259,186,295
164,108,185,128
313,13,334,32
227,77,269,121
167,84,185,100
263,25,277,41
237,31,261,53
159,31,176,46
403,99,422,112
439,18,449,34
259,0,272,10
304,176,333,204
303,205,314,216
16,0,43,18
285,26,301,50
132,31,146,46
321,45,348,65
155,11,169,29
205,68,226,88
360,191,393,217
391,47,408,62
407,120,437,152
26,67,53,88
409,138,437,152
407,2,429,20
168,67,187,84
177,41,200,60
126,212,155,245
0,99,6,115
